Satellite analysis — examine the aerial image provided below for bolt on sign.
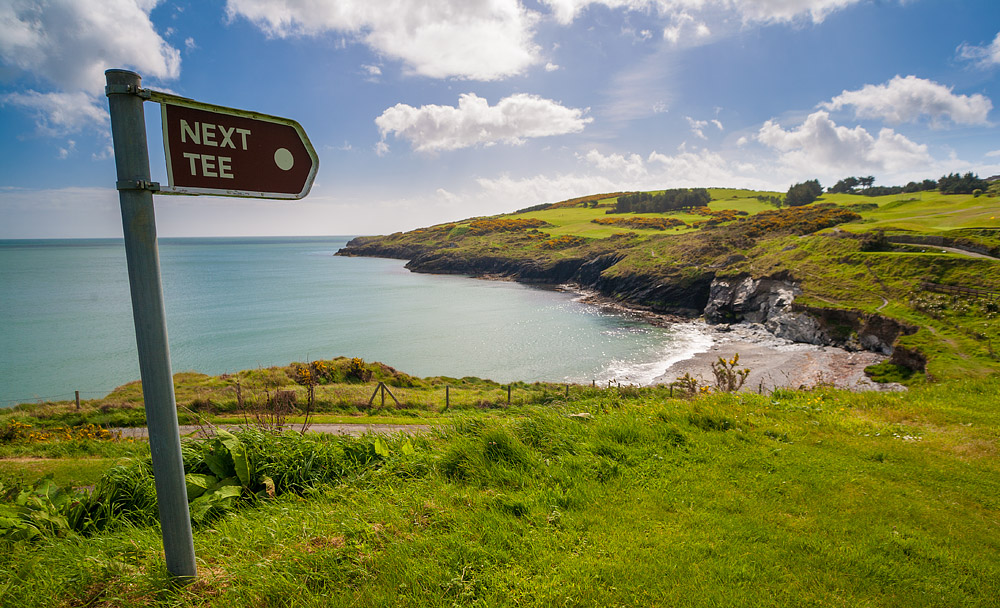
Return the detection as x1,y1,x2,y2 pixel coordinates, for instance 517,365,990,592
157,93,318,199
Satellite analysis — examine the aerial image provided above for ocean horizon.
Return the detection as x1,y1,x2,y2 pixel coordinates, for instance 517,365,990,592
0,236,711,407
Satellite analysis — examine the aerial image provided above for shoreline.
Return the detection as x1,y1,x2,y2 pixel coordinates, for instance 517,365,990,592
560,284,903,392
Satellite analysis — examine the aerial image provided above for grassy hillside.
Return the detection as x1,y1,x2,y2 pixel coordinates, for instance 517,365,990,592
340,188,1000,381
2,374,999,606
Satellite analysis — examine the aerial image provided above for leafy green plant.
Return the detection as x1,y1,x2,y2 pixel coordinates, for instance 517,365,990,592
0,477,78,540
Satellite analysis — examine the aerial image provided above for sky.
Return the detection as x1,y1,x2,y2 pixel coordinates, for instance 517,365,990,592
1,0,999,238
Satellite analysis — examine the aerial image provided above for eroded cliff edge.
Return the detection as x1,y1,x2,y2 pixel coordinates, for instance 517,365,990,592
337,236,921,371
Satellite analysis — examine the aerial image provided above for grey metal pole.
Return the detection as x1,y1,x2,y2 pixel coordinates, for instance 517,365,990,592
105,69,196,579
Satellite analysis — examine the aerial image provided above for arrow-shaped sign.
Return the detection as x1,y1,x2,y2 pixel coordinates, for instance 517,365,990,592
155,93,318,199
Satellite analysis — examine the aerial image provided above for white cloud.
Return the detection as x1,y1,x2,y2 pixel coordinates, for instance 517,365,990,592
757,110,932,175
478,145,771,206
225,0,540,80
582,149,647,178
57,140,76,159
987,149,1000,158
958,31,1000,68
0,1,180,136
686,117,709,139
543,0,866,27
375,93,592,152
0,0,180,94
361,63,382,82
476,172,620,206
821,75,992,126
184,37,198,51
545,62,560,72
725,0,862,24
0,91,108,136
685,116,723,139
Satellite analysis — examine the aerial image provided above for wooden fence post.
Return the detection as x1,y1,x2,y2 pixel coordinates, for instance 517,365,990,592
75,391,81,410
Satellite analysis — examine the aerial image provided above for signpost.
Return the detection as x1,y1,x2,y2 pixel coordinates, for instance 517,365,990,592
105,69,318,580
158,96,318,199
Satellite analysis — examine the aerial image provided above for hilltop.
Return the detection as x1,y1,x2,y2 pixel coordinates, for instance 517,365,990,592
338,187,1000,382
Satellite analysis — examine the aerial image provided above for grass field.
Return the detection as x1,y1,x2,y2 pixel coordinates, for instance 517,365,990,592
503,188,1000,239
2,375,999,606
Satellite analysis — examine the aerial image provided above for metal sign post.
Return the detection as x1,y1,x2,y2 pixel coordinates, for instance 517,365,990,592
105,69,196,579
105,69,318,580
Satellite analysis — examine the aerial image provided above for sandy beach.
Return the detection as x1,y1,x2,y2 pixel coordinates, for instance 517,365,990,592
651,322,904,392
569,288,903,392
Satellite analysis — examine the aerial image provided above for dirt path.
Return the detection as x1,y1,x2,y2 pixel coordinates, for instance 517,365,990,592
115,423,433,439
932,245,999,260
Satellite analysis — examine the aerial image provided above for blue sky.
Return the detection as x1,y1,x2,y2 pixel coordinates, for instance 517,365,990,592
1,0,999,238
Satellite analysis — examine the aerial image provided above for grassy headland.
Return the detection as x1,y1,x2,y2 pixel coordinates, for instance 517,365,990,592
338,187,1000,381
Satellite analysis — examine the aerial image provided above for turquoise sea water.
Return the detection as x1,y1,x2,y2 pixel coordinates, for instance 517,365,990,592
0,237,710,406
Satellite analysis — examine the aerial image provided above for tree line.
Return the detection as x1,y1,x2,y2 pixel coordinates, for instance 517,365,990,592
612,188,711,213
826,173,989,197
783,171,993,207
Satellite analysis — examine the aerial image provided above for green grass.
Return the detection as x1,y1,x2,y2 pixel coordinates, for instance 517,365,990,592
2,376,999,606
0,457,119,488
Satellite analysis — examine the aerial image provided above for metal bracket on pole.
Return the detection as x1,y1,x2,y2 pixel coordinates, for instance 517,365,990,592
116,180,161,192
105,83,152,99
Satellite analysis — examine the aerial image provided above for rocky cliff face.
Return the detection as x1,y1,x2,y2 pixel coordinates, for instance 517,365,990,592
703,274,918,362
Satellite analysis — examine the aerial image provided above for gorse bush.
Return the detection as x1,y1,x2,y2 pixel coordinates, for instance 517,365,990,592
539,235,586,249
592,217,687,230
467,218,546,235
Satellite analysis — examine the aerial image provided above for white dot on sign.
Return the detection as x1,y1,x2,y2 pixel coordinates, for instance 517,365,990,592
274,147,294,171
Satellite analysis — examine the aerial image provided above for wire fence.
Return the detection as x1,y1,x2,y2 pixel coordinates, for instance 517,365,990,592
0,391,109,408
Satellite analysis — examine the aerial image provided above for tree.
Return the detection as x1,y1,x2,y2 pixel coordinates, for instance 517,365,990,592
858,175,875,190
828,176,859,194
938,172,988,195
785,179,823,206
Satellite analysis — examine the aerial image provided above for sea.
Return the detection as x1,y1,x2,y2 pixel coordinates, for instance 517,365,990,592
0,237,713,406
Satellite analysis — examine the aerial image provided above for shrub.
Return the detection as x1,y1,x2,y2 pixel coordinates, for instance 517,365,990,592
540,235,586,249
467,218,546,235
592,217,686,230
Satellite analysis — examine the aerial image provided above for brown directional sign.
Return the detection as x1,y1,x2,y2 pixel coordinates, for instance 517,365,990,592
156,93,318,199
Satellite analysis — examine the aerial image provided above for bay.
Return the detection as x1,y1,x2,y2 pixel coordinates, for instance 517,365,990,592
0,237,710,406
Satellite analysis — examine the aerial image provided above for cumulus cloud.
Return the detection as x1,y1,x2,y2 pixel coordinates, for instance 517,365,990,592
0,1,180,135
581,149,647,178
821,75,992,126
0,91,108,136
226,0,877,78
225,0,540,80
0,0,180,94
958,31,1000,68
375,93,592,152
757,110,932,175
